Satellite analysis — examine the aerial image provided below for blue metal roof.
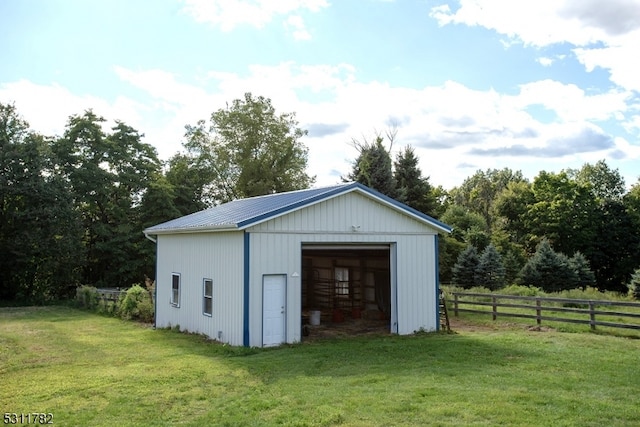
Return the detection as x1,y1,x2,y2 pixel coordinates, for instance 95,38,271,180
144,182,452,235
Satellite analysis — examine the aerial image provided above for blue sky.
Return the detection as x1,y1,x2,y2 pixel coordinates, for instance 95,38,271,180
1,0,639,190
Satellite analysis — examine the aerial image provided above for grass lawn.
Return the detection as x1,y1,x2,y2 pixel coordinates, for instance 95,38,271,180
446,293,640,339
1,307,639,426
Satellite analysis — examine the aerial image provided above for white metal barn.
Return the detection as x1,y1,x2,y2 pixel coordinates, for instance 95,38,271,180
144,182,451,347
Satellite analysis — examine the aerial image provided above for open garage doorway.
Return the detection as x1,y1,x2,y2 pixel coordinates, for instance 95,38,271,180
301,244,395,340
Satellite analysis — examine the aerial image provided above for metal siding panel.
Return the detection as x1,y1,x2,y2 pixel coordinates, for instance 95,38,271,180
250,192,435,234
246,231,438,342
155,232,245,346
248,233,302,347
243,193,440,344
155,194,443,346
395,235,437,334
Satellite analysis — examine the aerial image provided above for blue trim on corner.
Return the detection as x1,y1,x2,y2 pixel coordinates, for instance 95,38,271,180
392,243,399,334
243,232,250,347
153,238,158,329
435,234,440,331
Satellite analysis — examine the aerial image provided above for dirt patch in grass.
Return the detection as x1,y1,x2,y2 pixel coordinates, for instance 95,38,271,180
525,325,556,332
302,317,390,342
300,315,554,341
449,317,556,334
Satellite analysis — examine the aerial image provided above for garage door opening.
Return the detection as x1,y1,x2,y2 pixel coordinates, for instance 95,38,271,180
301,244,393,340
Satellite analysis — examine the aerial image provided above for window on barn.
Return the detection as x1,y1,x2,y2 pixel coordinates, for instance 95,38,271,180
335,267,349,297
203,278,213,316
171,273,181,307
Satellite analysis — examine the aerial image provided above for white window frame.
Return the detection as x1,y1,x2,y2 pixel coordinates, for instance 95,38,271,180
335,267,349,297
203,278,213,317
171,273,181,307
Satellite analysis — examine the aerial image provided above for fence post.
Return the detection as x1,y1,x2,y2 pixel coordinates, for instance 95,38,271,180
589,301,596,331
536,298,541,326
454,294,459,317
492,296,497,321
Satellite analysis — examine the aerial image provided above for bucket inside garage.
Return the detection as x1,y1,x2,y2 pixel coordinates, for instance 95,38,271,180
309,310,321,325
301,244,392,339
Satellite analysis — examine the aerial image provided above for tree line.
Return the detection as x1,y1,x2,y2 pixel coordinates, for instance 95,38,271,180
2,95,640,303
0,94,313,302
343,133,640,294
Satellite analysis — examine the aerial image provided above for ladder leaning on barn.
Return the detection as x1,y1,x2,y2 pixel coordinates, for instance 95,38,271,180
439,289,451,332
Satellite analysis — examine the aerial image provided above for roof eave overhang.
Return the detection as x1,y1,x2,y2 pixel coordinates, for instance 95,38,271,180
143,182,453,236
143,223,240,236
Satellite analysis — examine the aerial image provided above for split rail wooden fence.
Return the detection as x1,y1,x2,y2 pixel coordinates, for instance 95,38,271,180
451,292,640,331
96,288,126,302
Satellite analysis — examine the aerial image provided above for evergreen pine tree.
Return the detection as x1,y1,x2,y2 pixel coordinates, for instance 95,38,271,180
393,145,437,215
518,239,577,292
344,135,395,198
627,268,640,300
503,250,524,286
476,244,506,290
569,252,596,290
452,245,479,289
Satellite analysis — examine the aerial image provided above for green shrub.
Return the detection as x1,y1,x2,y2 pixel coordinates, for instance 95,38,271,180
500,284,543,297
462,286,493,303
118,284,154,322
76,286,100,310
465,286,492,294
97,298,118,316
554,286,626,302
136,298,154,323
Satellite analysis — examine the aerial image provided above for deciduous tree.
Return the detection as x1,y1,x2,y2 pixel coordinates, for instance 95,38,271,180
569,160,626,203
54,111,161,287
440,205,489,249
182,93,314,204
450,168,526,231
0,103,84,301
524,171,598,256
590,200,639,292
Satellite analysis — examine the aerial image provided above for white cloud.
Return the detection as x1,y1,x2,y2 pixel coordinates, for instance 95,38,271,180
430,0,640,92
285,15,312,40
0,79,144,137
512,79,631,122
3,62,638,190
429,0,634,47
113,66,210,111
536,57,554,67
573,32,640,92
181,0,329,32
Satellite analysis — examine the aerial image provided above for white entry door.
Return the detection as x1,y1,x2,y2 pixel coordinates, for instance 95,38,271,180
263,274,286,347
